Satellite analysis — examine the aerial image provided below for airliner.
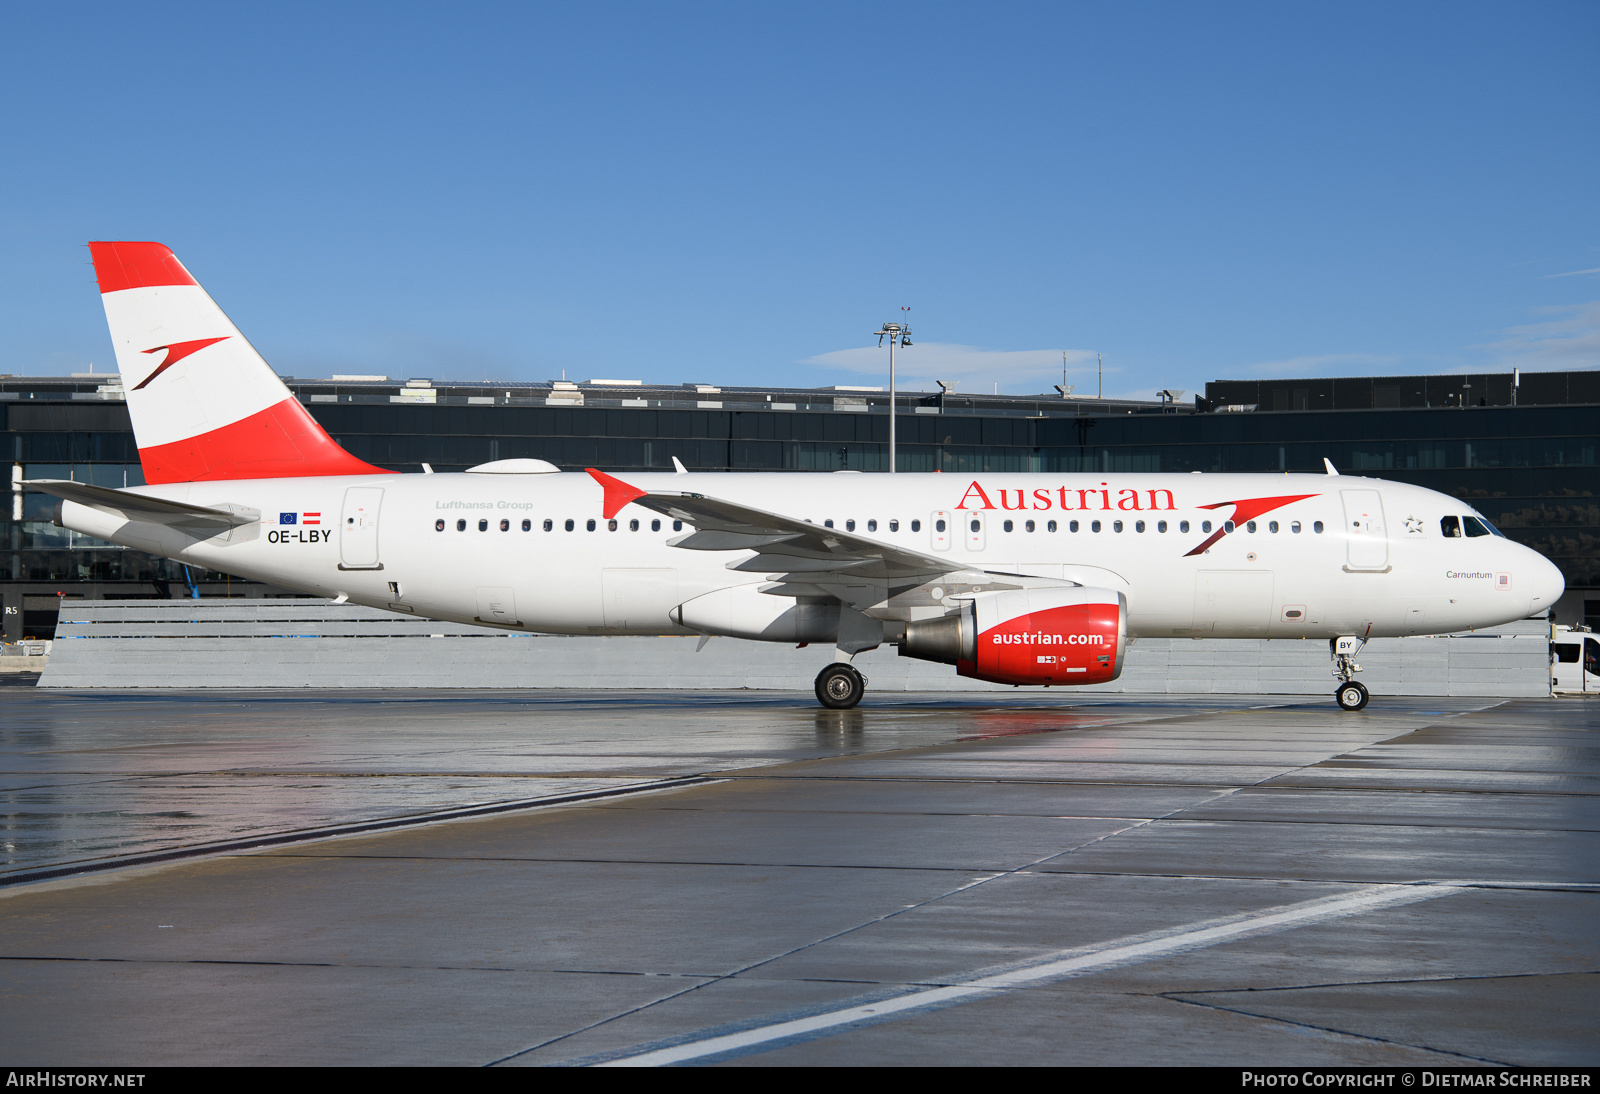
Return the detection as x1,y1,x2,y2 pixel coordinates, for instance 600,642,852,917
29,242,1565,711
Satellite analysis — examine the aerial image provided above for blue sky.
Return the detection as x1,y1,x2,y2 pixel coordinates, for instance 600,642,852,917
2,1,1595,397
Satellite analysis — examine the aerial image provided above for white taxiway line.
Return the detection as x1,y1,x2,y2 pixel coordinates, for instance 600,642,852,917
594,881,1462,1067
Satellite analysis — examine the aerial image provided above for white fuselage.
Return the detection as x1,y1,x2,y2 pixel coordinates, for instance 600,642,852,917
59,470,1565,644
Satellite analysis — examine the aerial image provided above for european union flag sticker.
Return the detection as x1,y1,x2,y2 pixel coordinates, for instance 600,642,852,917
280,513,297,525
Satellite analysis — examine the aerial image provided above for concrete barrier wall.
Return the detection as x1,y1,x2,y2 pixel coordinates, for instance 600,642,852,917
37,599,1553,696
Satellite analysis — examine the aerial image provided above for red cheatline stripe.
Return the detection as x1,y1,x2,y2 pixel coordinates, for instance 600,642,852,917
138,397,393,483
88,242,199,294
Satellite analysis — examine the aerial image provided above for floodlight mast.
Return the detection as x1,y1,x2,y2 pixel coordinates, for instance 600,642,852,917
875,309,912,473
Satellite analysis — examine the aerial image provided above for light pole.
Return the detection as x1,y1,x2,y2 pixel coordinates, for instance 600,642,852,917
876,309,912,473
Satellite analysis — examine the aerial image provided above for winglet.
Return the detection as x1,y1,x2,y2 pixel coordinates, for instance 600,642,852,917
586,468,648,518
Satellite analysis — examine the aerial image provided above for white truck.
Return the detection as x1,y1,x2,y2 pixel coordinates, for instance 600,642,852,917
1550,625,1600,695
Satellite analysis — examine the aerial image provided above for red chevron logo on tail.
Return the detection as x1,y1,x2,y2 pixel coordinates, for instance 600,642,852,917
133,336,230,391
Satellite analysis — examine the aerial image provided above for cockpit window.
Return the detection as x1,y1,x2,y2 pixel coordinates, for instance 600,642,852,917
1462,516,1492,538
1441,516,1461,538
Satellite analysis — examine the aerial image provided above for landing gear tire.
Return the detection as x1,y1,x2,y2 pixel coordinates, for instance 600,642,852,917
815,663,866,710
1335,680,1370,712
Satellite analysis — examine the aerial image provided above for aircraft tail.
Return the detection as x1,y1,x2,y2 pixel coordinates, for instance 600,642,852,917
88,242,390,484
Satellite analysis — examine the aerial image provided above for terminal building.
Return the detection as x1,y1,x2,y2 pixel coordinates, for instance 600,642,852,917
4,369,1597,643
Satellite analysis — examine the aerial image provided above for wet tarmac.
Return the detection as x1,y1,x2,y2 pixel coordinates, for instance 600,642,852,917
0,689,1595,1065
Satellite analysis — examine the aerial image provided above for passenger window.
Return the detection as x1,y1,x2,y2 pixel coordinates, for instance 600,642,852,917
1135,520,1145,533
586,519,596,531
867,519,877,532
457,520,466,531
1180,520,1190,533
1047,520,1057,532
911,520,921,532
1441,516,1461,537
1113,520,1123,532
543,519,553,531
1246,521,1256,533
1291,521,1301,533
1157,521,1166,532
1224,521,1235,533
1003,520,1014,532
970,519,980,533
1201,521,1212,533
500,519,509,532
673,520,683,531
935,519,945,532
651,519,661,531
630,519,639,531
435,519,445,532
1069,520,1079,532
824,519,834,528
845,519,855,531
565,519,574,531
1314,521,1324,533
479,519,488,532
889,519,899,532
608,519,618,531
1268,521,1278,533
1091,520,1102,532
1463,516,1492,538
522,519,531,532
1025,520,1035,532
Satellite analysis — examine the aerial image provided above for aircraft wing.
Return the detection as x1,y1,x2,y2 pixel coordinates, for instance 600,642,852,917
586,469,1074,615
22,480,260,529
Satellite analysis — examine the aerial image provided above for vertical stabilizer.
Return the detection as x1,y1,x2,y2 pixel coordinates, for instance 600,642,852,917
88,242,390,483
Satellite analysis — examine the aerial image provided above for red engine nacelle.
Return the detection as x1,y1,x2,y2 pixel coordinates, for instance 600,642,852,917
900,587,1128,686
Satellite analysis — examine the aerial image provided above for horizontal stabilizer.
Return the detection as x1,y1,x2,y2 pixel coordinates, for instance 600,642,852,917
23,480,259,528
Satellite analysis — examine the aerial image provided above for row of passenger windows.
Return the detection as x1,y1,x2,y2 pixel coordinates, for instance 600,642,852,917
437,517,686,532
434,515,1329,536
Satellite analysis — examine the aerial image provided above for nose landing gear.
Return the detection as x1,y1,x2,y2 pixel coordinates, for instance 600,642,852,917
815,662,867,709
1331,636,1370,711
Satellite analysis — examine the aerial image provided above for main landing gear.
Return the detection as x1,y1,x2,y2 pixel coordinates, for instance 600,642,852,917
815,662,867,709
1331,636,1370,712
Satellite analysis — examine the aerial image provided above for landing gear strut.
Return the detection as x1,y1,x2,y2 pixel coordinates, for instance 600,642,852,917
1331,636,1370,712
815,662,866,709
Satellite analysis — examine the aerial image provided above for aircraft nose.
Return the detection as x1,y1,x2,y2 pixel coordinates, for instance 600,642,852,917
1527,552,1565,613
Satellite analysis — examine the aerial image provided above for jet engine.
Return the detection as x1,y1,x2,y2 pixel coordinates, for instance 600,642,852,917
900,587,1127,686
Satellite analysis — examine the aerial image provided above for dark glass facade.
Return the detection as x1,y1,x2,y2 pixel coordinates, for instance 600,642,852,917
5,372,1597,639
